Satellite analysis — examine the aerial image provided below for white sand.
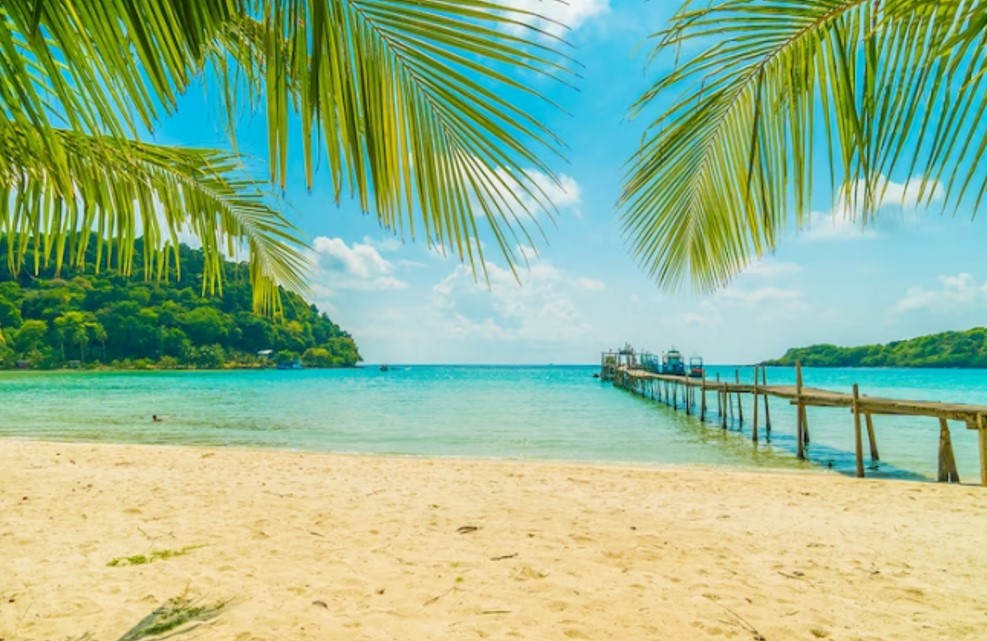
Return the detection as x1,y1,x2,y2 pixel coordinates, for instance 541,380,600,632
2,440,986,640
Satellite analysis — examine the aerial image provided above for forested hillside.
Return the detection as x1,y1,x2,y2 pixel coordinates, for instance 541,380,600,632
0,240,360,369
764,328,987,368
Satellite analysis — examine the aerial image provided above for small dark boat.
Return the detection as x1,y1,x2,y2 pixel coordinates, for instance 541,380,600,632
379,363,390,372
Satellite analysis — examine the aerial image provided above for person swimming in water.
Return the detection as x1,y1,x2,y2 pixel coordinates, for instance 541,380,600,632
152,415,163,423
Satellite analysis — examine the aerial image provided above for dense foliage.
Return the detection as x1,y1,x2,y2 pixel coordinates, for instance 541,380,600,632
0,240,360,370
764,328,987,369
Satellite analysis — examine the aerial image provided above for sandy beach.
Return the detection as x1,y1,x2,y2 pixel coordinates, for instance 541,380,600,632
2,440,985,640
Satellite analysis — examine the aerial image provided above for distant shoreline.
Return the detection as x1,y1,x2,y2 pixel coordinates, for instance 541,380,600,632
765,327,987,368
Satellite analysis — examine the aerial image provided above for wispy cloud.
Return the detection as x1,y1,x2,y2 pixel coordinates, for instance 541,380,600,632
499,0,611,39
801,174,943,242
896,273,987,313
467,162,582,219
743,258,803,278
431,258,599,342
681,286,807,327
310,236,407,292
801,207,879,242
361,235,403,253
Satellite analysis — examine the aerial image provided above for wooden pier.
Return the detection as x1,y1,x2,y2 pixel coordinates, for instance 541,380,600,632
601,350,987,486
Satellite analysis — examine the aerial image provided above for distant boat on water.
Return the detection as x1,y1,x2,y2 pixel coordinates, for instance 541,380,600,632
688,356,705,378
277,359,304,370
661,349,686,376
379,363,390,372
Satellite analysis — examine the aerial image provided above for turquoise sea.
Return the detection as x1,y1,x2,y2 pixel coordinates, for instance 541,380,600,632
1,365,984,482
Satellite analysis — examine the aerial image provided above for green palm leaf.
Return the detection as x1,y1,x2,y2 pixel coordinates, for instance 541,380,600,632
2,0,575,292
621,0,986,291
0,126,307,315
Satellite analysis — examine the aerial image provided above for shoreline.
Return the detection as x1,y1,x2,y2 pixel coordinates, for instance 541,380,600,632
4,439,986,640
0,434,857,485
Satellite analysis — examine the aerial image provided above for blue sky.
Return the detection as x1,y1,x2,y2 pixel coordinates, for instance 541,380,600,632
158,1,987,365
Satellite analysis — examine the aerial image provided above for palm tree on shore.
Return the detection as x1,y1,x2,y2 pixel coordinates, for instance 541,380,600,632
1,1,573,311
621,0,987,291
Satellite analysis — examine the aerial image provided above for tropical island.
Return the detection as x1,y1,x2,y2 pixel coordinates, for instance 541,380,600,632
764,328,987,368
0,240,361,370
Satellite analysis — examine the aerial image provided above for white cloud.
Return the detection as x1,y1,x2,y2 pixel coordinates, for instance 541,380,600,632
430,259,598,342
682,301,722,328
743,258,803,278
896,273,987,313
715,286,803,305
574,277,605,291
474,164,582,219
843,175,944,208
310,236,407,291
802,174,943,242
531,171,581,210
500,0,611,38
361,235,403,252
801,206,878,242
681,286,807,328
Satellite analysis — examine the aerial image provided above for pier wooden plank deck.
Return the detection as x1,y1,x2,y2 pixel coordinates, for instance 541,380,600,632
623,369,987,423
607,362,987,485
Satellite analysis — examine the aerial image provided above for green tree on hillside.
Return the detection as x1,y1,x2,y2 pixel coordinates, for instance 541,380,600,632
0,243,361,369
623,1,987,290
766,328,987,368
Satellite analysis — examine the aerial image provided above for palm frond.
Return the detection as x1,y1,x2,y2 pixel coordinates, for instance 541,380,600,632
226,0,577,274
3,1,577,281
0,125,308,314
621,0,985,291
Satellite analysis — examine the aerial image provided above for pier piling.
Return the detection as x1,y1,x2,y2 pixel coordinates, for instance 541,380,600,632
853,384,864,478
762,367,772,434
752,366,760,443
979,414,987,486
796,362,806,460
735,370,743,426
865,413,879,461
938,418,960,483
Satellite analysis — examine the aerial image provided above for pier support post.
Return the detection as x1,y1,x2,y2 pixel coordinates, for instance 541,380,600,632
762,367,772,434
853,384,864,478
700,375,707,422
979,414,987,487
735,370,743,426
752,366,759,443
727,385,733,422
721,390,728,429
865,413,879,461
685,382,691,416
937,418,960,484
796,361,806,459
716,374,723,424
673,382,678,411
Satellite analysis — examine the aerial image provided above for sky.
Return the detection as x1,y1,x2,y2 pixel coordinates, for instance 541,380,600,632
157,1,987,365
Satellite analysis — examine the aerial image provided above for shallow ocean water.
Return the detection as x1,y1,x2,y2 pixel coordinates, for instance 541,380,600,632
1,365,984,481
